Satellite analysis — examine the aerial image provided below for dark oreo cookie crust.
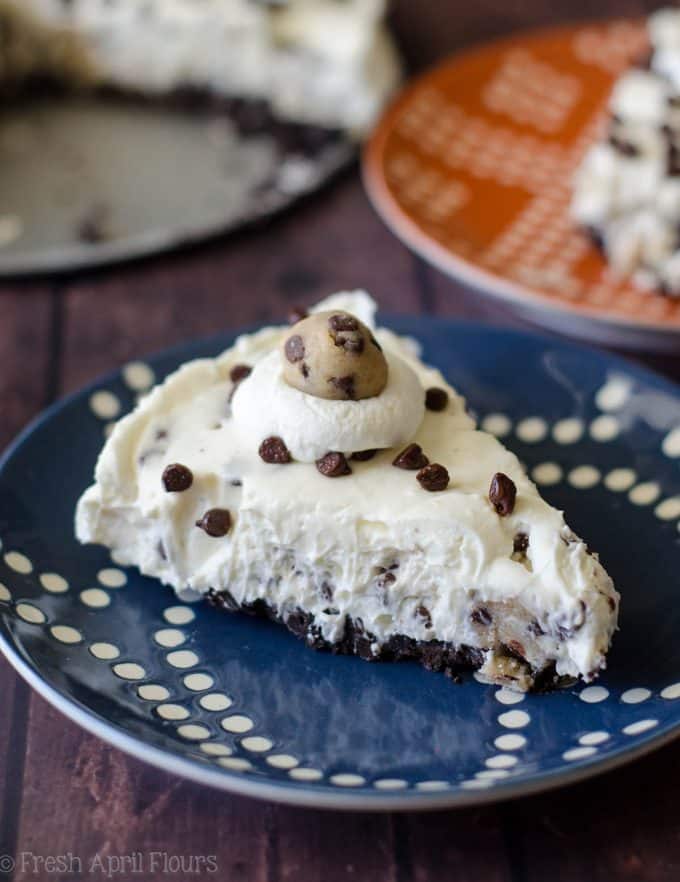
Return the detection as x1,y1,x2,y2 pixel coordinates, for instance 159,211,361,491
206,590,563,692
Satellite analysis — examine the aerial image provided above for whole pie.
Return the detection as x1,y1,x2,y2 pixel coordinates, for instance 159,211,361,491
76,293,619,692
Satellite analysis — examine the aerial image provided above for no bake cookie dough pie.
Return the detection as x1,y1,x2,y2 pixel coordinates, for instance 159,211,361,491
76,292,619,692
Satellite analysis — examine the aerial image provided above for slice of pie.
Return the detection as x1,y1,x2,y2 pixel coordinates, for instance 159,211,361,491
0,0,400,135
76,292,619,691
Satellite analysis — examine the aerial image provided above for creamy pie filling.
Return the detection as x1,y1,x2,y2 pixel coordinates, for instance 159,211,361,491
76,292,619,691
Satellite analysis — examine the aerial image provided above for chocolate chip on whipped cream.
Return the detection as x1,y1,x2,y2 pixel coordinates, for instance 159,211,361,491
417,462,449,492
230,364,252,384
162,463,193,492
351,449,378,461
196,508,232,537
288,306,308,325
316,451,351,477
280,310,388,401
489,472,517,516
259,436,292,464
425,387,449,411
393,443,428,470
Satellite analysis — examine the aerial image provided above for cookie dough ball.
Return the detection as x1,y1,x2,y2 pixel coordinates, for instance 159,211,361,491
281,310,388,401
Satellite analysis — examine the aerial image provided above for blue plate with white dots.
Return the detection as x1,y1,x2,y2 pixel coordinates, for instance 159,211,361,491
1,316,680,810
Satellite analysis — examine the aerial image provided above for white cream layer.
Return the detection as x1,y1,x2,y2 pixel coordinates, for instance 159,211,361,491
77,293,618,685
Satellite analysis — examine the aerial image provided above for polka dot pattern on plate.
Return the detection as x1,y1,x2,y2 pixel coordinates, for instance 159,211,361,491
40,573,68,593
166,650,199,669
50,625,82,644
481,413,512,437
97,568,127,588
579,731,610,746
629,482,661,506
553,417,584,444
266,754,299,770
164,606,196,626
113,662,146,681
330,773,366,787
199,693,232,712
373,778,408,790
661,683,680,700
200,743,232,757
153,629,186,648
89,390,121,420
604,468,637,492
495,688,525,706
532,462,563,486
157,703,190,721
89,642,120,660
80,588,110,609
415,780,449,791
122,361,155,392
221,714,254,734
494,734,527,751
177,724,211,741
138,684,170,701
4,551,33,574
621,688,651,704
655,498,680,521
485,754,518,769
16,602,46,624
563,746,597,761
183,672,214,692
515,417,548,443
0,583,11,602
622,719,658,736
498,710,530,729
288,767,323,782
568,465,601,489
241,736,273,753
590,415,620,442
218,757,252,771
579,686,609,703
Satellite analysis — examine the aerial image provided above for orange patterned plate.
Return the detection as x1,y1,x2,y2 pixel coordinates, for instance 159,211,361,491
364,19,680,353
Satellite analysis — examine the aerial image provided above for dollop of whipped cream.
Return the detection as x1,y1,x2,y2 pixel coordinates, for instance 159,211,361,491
232,344,425,462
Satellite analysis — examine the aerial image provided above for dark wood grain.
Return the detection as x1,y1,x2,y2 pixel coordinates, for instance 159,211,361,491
2,2,680,880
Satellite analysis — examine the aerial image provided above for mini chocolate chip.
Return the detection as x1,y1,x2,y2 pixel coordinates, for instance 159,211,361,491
316,451,351,477
154,428,168,441
196,508,232,537
320,581,334,601
392,443,429,470
162,463,193,492
230,364,252,383
230,478,243,487
425,387,449,411
377,571,396,590
416,463,449,491
471,607,492,626
157,540,167,561
416,604,432,628
351,449,377,461
607,595,616,612
489,472,517,516
329,375,356,399
284,334,305,363
328,313,359,333
301,363,310,378
259,436,292,464
608,134,638,157
288,305,308,325
513,532,529,554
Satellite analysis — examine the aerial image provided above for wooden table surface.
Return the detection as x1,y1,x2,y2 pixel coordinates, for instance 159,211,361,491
1,2,679,880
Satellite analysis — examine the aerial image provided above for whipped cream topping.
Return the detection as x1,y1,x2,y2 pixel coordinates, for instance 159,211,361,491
232,333,425,463
76,292,618,687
